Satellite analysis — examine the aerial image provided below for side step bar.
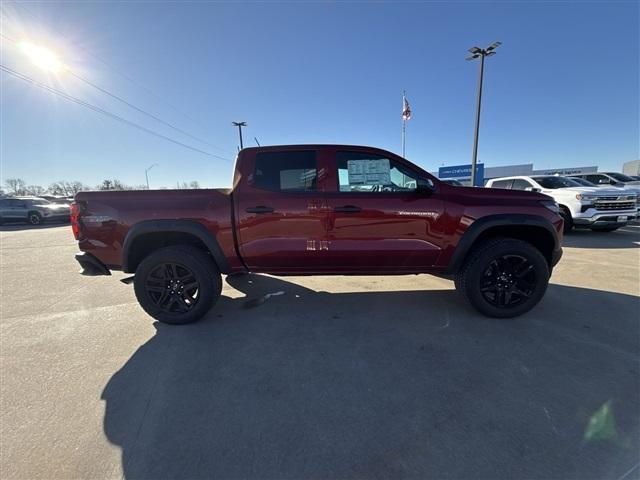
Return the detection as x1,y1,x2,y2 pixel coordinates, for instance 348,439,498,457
75,252,111,276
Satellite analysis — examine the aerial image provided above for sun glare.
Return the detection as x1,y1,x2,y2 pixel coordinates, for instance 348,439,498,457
18,40,63,73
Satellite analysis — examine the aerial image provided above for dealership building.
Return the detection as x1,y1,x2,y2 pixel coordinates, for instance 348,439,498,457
434,163,599,186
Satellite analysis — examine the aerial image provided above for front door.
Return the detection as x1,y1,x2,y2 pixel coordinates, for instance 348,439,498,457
235,149,328,272
322,149,446,273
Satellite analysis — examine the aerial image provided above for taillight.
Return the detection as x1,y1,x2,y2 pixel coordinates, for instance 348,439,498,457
70,202,82,240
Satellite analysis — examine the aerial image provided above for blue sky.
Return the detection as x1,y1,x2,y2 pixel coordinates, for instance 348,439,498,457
1,1,638,189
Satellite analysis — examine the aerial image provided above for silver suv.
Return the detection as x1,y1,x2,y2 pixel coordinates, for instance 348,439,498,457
0,197,71,225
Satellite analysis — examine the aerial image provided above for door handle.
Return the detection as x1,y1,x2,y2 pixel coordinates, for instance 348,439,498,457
245,206,274,214
333,205,362,213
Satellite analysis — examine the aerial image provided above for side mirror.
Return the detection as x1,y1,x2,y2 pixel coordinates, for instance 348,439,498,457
525,186,541,192
416,178,435,195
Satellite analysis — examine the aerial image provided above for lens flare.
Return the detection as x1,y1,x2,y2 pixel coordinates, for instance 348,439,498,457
18,40,63,72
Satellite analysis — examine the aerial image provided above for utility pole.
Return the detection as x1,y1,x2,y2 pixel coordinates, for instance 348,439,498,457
466,41,501,186
232,121,247,150
145,163,158,189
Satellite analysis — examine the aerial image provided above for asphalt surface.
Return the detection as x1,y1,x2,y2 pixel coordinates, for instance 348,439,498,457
1,223,639,479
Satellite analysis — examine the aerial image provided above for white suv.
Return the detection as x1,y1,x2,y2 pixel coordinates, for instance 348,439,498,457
485,175,637,233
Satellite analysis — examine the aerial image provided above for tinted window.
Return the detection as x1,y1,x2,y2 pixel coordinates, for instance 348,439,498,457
585,174,606,184
532,176,583,189
489,179,513,189
337,152,417,192
254,151,317,192
511,179,533,190
606,172,635,182
570,177,597,187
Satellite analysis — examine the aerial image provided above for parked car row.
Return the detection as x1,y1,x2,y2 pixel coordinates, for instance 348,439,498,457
0,196,72,225
484,175,637,233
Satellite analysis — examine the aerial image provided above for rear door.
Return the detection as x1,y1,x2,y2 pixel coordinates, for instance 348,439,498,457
322,148,446,272
234,149,328,272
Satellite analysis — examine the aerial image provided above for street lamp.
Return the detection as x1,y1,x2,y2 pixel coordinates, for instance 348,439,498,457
232,121,247,150
145,163,158,189
466,41,501,186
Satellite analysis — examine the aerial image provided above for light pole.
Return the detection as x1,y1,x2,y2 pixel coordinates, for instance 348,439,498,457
232,121,247,150
466,41,501,186
145,163,158,189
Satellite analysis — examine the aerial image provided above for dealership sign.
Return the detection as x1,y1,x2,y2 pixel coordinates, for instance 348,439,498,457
439,163,485,186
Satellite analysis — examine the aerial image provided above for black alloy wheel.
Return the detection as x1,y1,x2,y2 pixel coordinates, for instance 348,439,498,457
455,237,550,318
145,262,201,314
479,254,537,308
133,246,222,324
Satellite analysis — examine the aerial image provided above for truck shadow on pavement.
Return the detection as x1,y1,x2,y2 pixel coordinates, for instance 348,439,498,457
102,274,639,480
563,224,640,249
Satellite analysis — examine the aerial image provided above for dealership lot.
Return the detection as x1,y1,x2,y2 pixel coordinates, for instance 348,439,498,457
1,225,638,479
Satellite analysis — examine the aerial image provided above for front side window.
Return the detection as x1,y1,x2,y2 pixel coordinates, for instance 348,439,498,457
337,152,417,193
585,174,606,184
253,151,317,192
532,176,583,189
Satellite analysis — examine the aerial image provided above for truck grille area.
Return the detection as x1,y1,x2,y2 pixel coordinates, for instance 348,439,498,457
594,201,636,211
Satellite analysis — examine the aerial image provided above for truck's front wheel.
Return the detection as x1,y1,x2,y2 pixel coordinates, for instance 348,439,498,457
133,246,222,325
455,238,549,318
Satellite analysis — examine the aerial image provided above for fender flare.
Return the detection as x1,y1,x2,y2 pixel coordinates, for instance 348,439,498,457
444,214,560,274
122,219,231,274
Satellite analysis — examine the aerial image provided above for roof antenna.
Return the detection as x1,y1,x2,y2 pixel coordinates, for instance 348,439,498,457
254,137,261,146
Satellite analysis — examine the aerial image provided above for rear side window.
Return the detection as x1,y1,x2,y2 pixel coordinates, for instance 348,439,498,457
253,151,317,192
511,179,533,190
489,179,513,189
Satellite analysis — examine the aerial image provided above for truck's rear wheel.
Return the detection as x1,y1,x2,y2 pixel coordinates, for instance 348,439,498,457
455,238,549,318
133,246,222,325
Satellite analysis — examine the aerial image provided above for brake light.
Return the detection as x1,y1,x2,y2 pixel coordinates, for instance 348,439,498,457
70,202,82,240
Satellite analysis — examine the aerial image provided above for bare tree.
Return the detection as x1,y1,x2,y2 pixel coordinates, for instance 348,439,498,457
97,179,131,191
5,178,26,196
189,180,200,189
49,180,90,196
26,185,45,196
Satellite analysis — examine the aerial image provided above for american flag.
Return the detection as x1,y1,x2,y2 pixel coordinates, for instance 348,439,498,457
402,95,411,121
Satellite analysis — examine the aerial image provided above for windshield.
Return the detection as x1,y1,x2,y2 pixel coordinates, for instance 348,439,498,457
570,177,596,187
606,172,635,182
532,176,584,189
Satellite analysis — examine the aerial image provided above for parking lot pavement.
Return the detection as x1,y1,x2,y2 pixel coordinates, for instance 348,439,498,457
1,224,639,480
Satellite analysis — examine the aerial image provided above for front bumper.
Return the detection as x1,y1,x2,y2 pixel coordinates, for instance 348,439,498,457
75,252,111,276
573,209,636,227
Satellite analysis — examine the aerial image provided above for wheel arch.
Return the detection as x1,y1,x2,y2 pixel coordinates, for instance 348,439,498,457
445,214,559,274
122,220,231,274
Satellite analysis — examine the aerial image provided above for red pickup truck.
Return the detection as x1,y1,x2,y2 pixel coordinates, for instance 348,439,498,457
72,145,563,324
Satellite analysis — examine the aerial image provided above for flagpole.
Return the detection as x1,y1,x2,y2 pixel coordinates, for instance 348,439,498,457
402,90,406,157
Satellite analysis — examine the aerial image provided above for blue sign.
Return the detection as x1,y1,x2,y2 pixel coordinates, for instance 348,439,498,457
439,163,484,187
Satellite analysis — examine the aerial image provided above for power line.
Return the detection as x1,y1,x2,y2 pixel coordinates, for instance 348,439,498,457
0,30,233,155
0,64,232,162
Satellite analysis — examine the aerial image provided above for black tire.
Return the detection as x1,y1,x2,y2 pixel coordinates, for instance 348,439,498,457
591,226,619,232
28,211,42,225
559,206,573,233
454,237,550,318
133,246,222,325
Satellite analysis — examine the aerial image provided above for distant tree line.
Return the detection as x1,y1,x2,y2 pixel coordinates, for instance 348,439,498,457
1,178,203,197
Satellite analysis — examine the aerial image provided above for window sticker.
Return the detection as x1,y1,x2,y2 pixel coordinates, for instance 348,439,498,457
347,159,391,186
